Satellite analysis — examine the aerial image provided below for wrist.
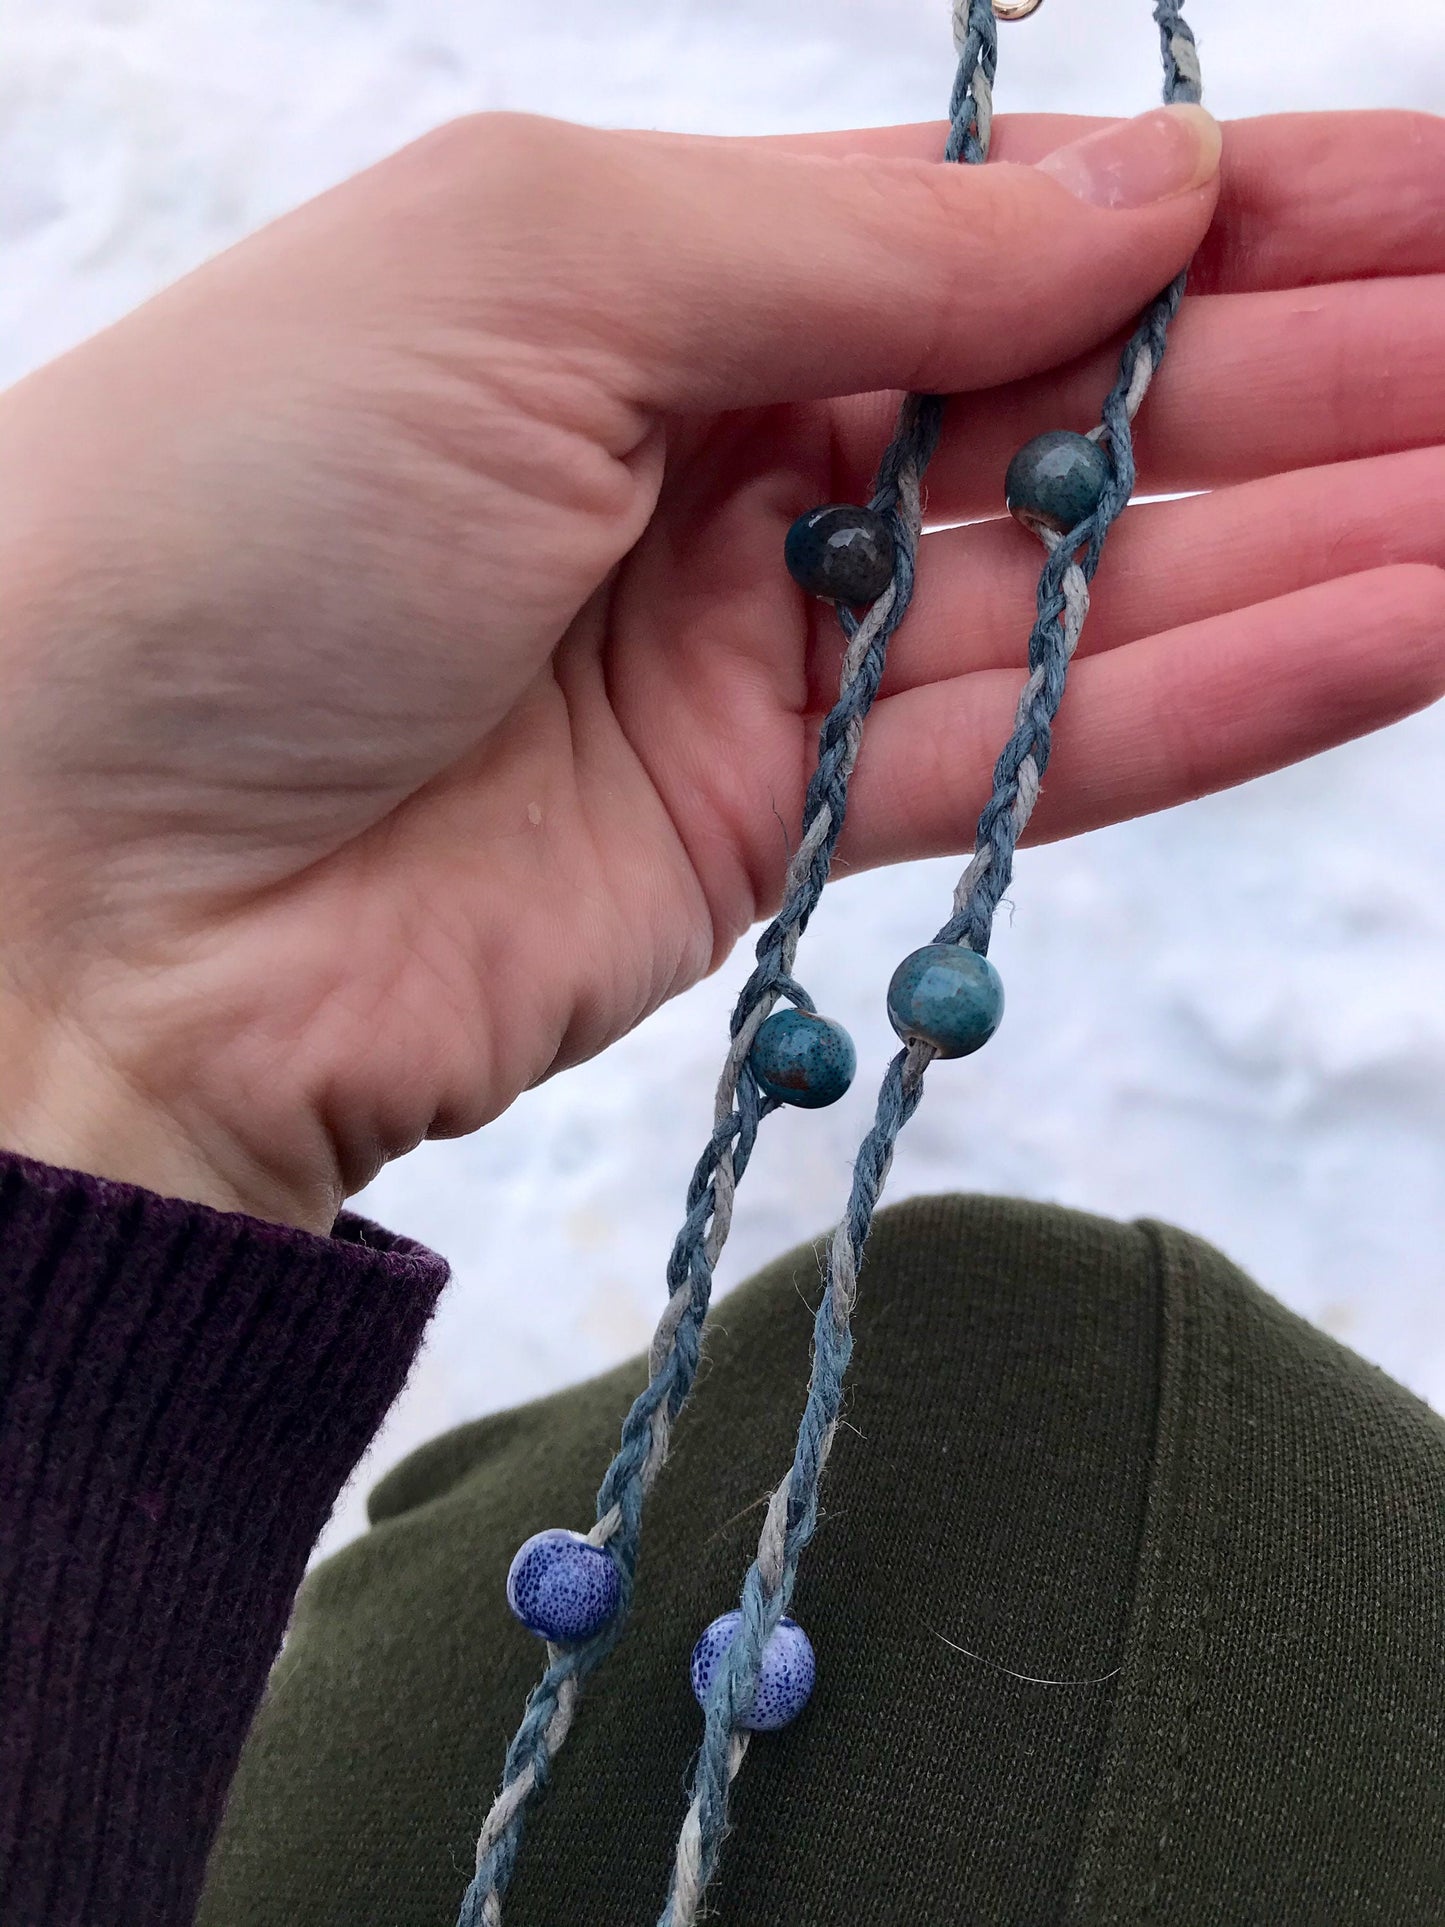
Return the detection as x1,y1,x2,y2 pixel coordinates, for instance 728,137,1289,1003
0,1008,342,1235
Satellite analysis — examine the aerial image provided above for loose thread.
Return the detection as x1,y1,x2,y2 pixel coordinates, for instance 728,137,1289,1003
926,1622,1125,1689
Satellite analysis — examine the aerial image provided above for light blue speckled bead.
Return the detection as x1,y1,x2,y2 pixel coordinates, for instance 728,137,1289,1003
505,1529,620,1644
886,944,1004,1058
689,1610,816,1732
1004,429,1111,538
748,1008,857,1109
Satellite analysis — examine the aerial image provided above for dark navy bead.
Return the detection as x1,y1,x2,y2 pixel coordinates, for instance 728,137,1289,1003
783,503,895,605
1004,430,1111,538
749,1008,856,1109
506,1529,620,1644
886,944,1004,1058
689,1610,816,1732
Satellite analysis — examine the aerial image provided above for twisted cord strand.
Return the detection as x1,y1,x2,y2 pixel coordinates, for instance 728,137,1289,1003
657,10,1201,1923
453,18,1001,1924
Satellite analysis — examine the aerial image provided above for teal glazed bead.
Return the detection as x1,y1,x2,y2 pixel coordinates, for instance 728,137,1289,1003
783,503,896,605
1004,430,1111,538
749,1008,857,1109
886,944,1004,1058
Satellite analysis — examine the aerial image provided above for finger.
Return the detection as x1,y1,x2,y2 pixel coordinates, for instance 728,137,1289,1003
755,114,1100,164
828,271,1445,516
763,111,1445,292
374,106,1221,414
809,445,1445,708
835,565,1445,870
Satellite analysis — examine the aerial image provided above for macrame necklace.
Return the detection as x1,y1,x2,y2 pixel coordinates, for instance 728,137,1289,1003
456,3,1203,1921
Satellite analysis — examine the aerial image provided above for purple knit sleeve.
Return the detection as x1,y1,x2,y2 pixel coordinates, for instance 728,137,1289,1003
0,1146,450,1925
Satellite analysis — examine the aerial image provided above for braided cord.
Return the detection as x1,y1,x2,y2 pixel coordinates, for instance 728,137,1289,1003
656,8,1202,1923
452,16,1001,1924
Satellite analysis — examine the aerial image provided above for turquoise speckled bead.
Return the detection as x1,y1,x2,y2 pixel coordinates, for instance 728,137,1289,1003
690,1610,816,1732
506,1529,620,1644
1004,430,1111,539
886,944,1004,1058
783,503,895,605
748,1008,856,1109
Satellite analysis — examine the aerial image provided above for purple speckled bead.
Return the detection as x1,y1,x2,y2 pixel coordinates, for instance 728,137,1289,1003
689,1610,816,1732
505,1529,620,1644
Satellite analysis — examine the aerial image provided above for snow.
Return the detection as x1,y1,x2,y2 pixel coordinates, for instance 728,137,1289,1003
3,1,1441,1558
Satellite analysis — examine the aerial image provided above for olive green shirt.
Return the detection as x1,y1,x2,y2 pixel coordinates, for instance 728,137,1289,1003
202,1196,1445,1924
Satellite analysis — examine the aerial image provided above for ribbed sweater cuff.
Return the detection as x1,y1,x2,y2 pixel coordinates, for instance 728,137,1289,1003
0,1147,450,1927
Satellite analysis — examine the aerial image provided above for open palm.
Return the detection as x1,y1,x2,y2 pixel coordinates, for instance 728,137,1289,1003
0,107,1440,1229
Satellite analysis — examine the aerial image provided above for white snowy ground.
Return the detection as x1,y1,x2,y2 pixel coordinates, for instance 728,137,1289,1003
3,2,1442,1558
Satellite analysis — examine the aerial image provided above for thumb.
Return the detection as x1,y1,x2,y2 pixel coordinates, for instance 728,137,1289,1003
428,105,1222,413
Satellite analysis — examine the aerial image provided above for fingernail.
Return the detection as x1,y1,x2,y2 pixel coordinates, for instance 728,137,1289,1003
1036,104,1221,209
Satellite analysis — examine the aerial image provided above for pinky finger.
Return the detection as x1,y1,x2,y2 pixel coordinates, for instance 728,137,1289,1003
839,565,1445,870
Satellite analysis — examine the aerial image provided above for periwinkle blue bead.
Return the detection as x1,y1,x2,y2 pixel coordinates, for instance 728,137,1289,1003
689,1610,816,1732
886,944,1004,1058
506,1529,620,1644
749,1008,856,1109
783,503,896,605
1004,430,1111,538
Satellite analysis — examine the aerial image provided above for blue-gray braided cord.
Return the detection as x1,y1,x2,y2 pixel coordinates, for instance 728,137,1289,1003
1156,0,1203,105
657,8,1202,1923
452,15,1000,1925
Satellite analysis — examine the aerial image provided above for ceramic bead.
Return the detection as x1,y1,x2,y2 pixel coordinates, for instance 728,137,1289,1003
886,943,1004,1058
749,1008,857,1109
689,1610,816,1732
506,1529,620,1644
783,503,896,605
1004,429,1111,538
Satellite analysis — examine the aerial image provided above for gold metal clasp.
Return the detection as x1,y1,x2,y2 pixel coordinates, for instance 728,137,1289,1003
993,0,1044,18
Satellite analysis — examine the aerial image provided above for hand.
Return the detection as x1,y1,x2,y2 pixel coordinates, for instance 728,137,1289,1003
0,107,1439,1233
